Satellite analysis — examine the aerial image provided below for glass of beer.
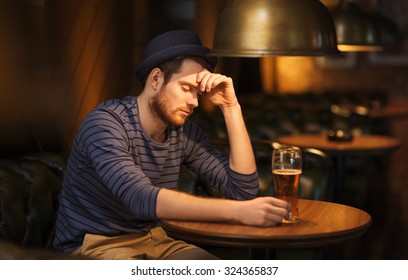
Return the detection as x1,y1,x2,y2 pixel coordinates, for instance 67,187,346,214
272,145,302,223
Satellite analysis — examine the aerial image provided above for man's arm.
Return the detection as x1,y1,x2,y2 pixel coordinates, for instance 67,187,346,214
156,188,289,227
221,103,256,174
196,71,256,175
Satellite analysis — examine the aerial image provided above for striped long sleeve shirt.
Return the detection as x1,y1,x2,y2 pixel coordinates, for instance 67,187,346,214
53,96,259,253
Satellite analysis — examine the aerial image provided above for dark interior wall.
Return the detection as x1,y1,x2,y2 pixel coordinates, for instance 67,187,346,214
0,0,137,152
46,0,136,147
0,0,37,153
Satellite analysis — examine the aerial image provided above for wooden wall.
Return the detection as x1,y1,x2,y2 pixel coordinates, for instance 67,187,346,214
0,0,139,152
46,0,137,148
0,0,36,153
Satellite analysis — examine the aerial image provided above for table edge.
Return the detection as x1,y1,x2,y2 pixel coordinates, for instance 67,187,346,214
161,221,371,249
161,199,372,249
277,134,401,156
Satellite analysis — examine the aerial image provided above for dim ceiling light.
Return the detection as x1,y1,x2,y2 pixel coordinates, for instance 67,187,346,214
332,0,383,52
211,0,340,57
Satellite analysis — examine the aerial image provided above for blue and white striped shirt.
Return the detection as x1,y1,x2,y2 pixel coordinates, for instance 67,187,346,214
53,96,259,253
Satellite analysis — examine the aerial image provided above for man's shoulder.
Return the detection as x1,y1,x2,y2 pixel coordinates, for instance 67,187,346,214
181,119,206,140
84,96,138,122
181,119,197,133
79,96,138,129
95,96,137,113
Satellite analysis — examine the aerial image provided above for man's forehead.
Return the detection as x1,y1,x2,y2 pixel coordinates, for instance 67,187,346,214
179,59,205,74
171,61,204,85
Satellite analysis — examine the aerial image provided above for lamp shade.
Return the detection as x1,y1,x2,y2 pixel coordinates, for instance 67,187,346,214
332,1,383,52
211,0,340,57
375,13,403,49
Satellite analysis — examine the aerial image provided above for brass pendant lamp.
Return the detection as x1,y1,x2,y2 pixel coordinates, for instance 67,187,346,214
373,0,403,51
211,0,340,57
332,0,383,52
376,13,402,49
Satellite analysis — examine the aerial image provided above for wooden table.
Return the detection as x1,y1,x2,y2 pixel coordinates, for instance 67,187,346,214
161,199,371,249
277,134,401,156
277,134,401,202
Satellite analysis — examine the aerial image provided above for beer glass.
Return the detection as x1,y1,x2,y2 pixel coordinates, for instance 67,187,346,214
272,145,302,223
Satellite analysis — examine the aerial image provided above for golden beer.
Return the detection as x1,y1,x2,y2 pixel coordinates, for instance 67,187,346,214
273,169,301,223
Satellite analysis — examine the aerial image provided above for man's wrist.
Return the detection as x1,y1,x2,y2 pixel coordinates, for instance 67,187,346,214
220,102,241,116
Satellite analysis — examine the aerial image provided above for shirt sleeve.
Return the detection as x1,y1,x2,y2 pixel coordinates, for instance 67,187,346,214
78,109,160,220
182,120,259,200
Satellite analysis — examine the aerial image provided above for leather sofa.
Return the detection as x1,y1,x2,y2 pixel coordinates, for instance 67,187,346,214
0,151,73,259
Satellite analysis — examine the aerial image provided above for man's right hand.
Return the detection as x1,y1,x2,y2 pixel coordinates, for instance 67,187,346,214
233,196,290,227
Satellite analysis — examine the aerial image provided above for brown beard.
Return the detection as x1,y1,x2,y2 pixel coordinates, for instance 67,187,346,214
149,87,191,127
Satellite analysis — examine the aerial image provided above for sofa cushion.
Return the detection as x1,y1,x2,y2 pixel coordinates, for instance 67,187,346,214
0,152,66,248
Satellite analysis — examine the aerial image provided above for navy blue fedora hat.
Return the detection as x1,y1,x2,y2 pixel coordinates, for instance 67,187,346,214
135,30,218,82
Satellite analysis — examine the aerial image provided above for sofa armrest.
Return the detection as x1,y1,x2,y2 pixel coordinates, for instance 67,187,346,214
0,152,67,249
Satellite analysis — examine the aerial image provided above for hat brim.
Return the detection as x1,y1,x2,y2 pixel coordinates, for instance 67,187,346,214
135,45,218,81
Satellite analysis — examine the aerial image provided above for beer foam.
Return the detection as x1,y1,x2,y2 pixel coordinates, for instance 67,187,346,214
272,169,302,175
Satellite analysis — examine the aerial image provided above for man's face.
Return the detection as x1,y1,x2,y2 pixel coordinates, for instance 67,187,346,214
150,59,204,127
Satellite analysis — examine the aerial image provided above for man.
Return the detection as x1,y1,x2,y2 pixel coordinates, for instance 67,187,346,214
53,30,289,260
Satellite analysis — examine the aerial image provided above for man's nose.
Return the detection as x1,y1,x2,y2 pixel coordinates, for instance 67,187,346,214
186,93,199,108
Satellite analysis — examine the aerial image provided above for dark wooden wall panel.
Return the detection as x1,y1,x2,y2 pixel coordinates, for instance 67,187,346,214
47,0,136,147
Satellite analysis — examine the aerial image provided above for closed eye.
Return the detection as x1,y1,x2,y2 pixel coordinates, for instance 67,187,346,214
179,81,201,97
181,86,190,92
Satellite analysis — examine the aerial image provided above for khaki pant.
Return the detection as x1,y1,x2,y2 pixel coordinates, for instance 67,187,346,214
72,226,218,260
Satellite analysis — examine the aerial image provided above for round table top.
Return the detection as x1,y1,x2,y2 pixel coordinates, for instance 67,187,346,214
277,134,401,156
161,199,372,249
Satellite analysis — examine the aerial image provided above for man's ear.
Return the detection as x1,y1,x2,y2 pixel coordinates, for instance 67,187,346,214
149,68,162,91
